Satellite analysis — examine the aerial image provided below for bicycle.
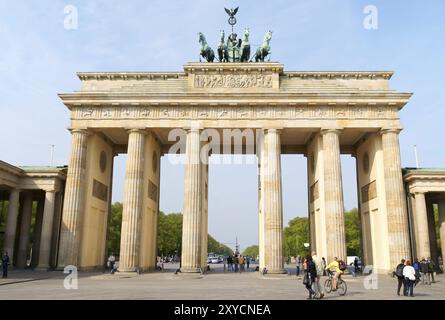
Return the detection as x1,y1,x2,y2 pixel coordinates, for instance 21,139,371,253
324,270,347,296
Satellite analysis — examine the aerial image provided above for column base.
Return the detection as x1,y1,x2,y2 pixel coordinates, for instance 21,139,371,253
180,267,202,274
34,266,51,272
117,267,139,273
175,270,204,279
262,268,288,275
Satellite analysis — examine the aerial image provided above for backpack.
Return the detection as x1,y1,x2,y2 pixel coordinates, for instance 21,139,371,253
396,264,404,277
338,260,347,271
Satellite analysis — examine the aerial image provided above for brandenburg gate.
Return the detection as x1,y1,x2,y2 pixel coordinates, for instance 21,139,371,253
57,62,413,273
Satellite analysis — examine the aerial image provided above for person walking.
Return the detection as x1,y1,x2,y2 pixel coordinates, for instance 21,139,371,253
108,253,116,274
403,260,416,297
427,257,435,283
394,259,406,296
2,252,10,278
246,257,250,270
413,258,421,286
233,254,239,273
239,255,245,273
321,257,327,276
303,255,317,299
311,251,324,299
354,257,359,274
227,255,233,272
419,257,430,284
296,255,302,276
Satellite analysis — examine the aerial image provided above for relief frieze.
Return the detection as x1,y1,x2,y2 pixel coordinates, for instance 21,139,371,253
194,74,273,88
73,105,397,121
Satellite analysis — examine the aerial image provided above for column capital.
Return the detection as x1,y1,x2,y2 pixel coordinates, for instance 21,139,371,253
380,127,402,135
265,128,282,135
184,127,201,133
320,128,343,135
69,128,90,135
125,128,147,134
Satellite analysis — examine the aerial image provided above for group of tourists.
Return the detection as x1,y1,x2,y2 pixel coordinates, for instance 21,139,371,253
302,252,347,299
394,256,438,297
226,254,249,272
296,255,331,277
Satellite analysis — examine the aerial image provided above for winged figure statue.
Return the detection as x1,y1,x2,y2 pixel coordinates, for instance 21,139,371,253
224,7,239,18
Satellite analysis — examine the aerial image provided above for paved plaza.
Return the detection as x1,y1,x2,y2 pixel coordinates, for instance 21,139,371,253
0,264,444,300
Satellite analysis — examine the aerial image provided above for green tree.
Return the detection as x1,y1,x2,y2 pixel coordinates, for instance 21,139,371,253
282,209,362,260
106,203,232,258
107,202,123,256
208,235,233,256
283,217,310,258
157,212,183,256
242,245,259,258
344,208,361,256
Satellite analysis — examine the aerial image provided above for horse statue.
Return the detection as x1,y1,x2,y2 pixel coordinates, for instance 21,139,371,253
217,30,229,62
240,28,250,62
253,30,272,62
198,32,215,63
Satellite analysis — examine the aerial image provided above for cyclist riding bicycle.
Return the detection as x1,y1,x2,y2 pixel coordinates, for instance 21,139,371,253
325,257,344,291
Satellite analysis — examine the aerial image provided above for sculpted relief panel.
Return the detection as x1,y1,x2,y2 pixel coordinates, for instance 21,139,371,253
194,74,273,88
72,105,398,121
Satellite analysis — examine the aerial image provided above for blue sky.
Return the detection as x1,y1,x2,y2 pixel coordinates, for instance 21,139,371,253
1,1,444,251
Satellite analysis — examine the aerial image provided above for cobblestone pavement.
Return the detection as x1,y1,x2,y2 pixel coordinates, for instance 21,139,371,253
0,264,443,300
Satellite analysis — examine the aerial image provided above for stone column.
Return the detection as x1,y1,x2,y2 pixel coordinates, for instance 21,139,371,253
37,190,56,269
262,129,285,274
413,193,431,259
181,128,204,273
118,129,146,272
381,129,411,266
258,160,265,270
58,129,88,268
3,189,20,261
426,199,438,261
104,154,116,268
30,197,45,267
51,192,64,268
200,161,209,272
437,198,445,263
321,129,346,262
16,193,33,268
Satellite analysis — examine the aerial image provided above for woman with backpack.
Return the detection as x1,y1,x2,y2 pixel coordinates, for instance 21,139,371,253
325,257,343,291
394,259,406,296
